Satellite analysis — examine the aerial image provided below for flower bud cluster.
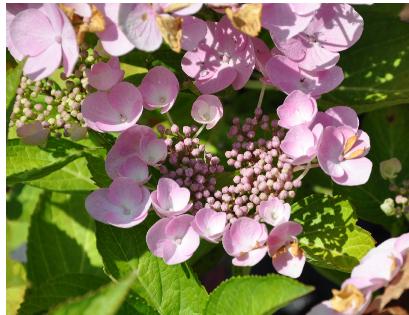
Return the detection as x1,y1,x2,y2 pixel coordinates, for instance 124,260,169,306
158,124,225,212
207,108,300,223
381,179,409,219
9,46,102,142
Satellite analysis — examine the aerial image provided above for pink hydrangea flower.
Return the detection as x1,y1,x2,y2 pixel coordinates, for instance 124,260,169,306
105,125,167,178
151,178,192,217
146,214,200,265
8,4,79,80
258,198,291,226
85,177,151,228
273,4,363,72
351,233,409,291
277,90,318,129
267,221,306,278
81,82,144,132
16,121,50,146
86,57,124,91
262,4,321,43
95,3,134,56
139,66,179,114
118,4,202,53
317,126,372,186
307,233,409,315
280,124,323,165
192,208,227,243
222,217,268,267
191,95,224,130
264,54,344,97
182,16,255,94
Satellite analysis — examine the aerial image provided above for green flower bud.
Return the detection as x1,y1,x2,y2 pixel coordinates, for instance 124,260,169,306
380,158,402,180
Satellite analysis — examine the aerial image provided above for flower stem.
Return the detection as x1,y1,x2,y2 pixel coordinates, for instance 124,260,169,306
166,112,174,125
294,162,320,182
194,124,206,138
256,83,266,109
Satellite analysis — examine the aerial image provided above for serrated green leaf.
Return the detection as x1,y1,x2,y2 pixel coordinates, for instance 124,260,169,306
6,60,25,139
292,195,375,272
204,275,313,315
335,104,409,233
320,4,409,113
19,191,108,314
6,138,84,185
96,215,209,315
49,271,139,315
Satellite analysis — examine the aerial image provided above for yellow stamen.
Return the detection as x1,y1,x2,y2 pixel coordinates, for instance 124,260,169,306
330,284,365,312
343,135,358,154
156,15,183,53
344,148,366,160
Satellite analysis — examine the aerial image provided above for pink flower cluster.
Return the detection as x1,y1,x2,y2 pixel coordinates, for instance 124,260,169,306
308,233,409,315
260,4,363,97
278,91,372,186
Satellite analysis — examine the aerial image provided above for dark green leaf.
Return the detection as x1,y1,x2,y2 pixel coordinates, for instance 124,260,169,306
292,195,375,272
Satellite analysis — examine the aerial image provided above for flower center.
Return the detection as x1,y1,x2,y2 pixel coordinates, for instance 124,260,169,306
55,35,62,44
330,284,365,313
120,114,127,122
342,134,366,160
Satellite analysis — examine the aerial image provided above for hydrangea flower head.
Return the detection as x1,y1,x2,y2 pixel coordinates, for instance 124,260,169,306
222,217,268,266
182,16,255,94
9,4,79,80
85,177,151,228
191,95,224,130
151,178,192,217
146,214,200,265
139,66,179,114
267,221,305,278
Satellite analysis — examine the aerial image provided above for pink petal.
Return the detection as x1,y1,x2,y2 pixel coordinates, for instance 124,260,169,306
277,90,318,129
191,95,223,129
95,3,134,56
317,126,345,177
191,208,227,243
16,121,50,145
118,4,162,52
272,244,306,278
146,217,172,258
10,8,55,57
64,3,92,18
60,10,79,77
325,106,359,131
306,4,363,53
117,155,149,184
23,43,62,81
280,125,317,165
258,198,291,226
232,246,268,267
107,82,144,126
139,66,179,113
181,16,207,51
333,157,373,186
252,37,271,76
86,58,124,91
170,3,202,16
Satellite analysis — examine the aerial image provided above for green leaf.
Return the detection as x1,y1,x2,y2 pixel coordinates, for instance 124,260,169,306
6,138,84,185
334,104,409,232
49,271,139,315
6,60,25,139
26,157,98,191
204,275,313,315
85,154,112,188
292,195,375,272
96,215,209,315
19,191,107,314
320,4,409,113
